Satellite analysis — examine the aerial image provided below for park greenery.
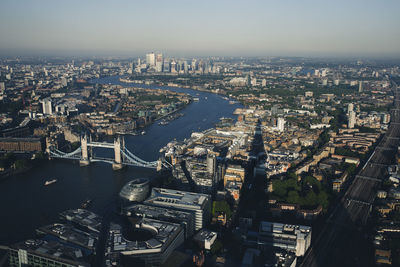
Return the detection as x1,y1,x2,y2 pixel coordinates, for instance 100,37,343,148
272,172,330,210
212,200,232,220
0,153,28,171
0,152,46,173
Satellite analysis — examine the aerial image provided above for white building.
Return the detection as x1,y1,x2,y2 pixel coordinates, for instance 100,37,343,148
348,103,354,113
277,117,285,132
261,79,267,87
382,113,390,124
146,52,155,67
348,111,356,129
193,229,217,250
155,53,163,72
41,99,52,115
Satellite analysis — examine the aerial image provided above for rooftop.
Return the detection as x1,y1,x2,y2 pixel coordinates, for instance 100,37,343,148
59,209,102,233
259,221,312,235
145,188,210,209
10,239,90,267
106,218,183,256
37,223,98,251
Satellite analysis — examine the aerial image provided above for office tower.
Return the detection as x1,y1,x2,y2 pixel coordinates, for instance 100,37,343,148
0,82,5,91
163,60,170,72
358,81,363,93
155,53,163,72
277,117,285,132
144,188,211,230
191,59,197,71
146,52,155,67
207,153,216,176
61,77,67,87
123,203,195,238
41,99,52,115
348,111,356,129
9,239,90,267
170,61,177,73
348,103,354,113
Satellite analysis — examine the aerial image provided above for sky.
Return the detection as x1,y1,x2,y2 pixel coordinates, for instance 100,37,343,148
0,0,399,57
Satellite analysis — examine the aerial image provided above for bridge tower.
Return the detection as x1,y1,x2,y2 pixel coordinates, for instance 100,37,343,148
157,159,162,171
112,135,124,170
80,134,90,166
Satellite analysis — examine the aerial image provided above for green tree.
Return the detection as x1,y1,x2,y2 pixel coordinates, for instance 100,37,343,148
303,191,317,207
287,190,300,204
272,180,287,198
14,159,26,170
317,191,329,209
302,175,321,191
210,239,223,255
212,201,232,219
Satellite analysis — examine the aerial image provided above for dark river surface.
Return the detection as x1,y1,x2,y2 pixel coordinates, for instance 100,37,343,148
0,76,243,244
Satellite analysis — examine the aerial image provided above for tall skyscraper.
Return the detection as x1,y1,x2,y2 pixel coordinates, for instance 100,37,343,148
207,153,216,176
191,59,197,72
170,61,177,73
277,117,285,132
61,77,68,87
348,103,354,113
348,111,356,129
163,60,170,72
358,81,363,93
155,53,163,72
146,52,155,67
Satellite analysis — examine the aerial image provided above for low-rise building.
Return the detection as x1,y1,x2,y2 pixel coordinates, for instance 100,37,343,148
193,229,217,250
9,239,90,267
257,221,312,257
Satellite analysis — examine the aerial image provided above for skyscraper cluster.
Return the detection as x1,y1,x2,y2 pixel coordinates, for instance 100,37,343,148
140,52,220,74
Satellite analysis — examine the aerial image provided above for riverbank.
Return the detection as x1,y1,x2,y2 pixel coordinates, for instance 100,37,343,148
0,76,243,245
119,76,227,96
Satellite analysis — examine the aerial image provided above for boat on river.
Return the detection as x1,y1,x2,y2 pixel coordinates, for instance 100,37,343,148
44,179,57,186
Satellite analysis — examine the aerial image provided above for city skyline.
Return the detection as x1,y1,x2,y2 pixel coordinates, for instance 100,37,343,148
0,0,400,58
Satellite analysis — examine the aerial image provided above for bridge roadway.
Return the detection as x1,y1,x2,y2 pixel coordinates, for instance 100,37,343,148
300,83,400,267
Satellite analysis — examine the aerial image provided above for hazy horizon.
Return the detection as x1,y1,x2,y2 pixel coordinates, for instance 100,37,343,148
1,0,399,58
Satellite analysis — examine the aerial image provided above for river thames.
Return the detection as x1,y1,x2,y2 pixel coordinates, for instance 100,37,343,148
0,76,243,244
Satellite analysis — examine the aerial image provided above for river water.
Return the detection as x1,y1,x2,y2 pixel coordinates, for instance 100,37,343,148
0,76,242,244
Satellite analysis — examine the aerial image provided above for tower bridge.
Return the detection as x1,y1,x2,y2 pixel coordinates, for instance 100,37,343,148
48,134,170,171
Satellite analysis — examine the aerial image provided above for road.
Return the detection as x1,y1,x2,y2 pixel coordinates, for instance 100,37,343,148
300,82,400,267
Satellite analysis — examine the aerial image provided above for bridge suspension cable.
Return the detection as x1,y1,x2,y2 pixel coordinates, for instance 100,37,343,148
49,146,82,159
